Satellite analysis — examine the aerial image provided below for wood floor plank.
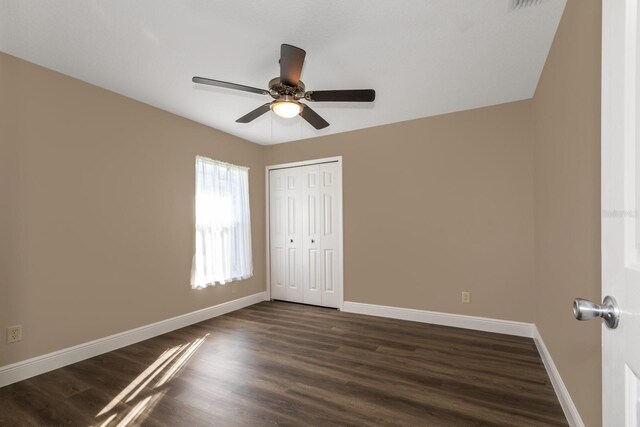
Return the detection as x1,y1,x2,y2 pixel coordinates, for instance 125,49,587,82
0,301,567,426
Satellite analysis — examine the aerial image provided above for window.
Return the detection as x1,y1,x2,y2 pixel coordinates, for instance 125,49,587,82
191,156,252,288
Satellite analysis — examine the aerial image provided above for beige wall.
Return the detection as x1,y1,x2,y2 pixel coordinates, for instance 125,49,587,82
0,53,19,365
532,0,602,425
265,101,536,322
0,52,266,366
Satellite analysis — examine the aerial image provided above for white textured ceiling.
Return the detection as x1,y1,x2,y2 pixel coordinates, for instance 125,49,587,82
0,0,566,145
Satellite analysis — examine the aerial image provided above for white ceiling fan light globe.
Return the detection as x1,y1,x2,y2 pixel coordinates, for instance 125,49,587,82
271,101,302,119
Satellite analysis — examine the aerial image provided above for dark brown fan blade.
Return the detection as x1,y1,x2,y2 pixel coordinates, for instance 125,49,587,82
192,77,269,95
300,104,329,129
280,44,306,87
236,103,272,123
306,89,376,102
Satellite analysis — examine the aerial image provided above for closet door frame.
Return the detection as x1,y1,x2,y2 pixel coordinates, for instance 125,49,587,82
265,156,344,310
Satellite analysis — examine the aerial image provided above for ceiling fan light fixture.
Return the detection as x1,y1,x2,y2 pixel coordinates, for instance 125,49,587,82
271,100,302,119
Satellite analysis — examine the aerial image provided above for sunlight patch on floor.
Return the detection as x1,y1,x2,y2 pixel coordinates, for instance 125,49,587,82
92,333,209,426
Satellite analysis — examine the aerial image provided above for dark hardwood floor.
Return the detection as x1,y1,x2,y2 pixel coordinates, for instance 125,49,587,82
0,301,567,426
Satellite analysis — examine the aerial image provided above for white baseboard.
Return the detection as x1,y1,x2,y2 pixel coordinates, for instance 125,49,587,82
342,301,535,337
533,326,584,427
0,291,267,388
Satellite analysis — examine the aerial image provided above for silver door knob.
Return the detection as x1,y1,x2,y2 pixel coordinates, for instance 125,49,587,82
573,296,619,329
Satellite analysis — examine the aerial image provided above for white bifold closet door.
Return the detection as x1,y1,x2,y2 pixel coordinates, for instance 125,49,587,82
269,161,342,308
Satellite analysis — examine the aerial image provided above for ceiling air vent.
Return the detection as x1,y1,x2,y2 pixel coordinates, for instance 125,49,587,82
510,0,544,10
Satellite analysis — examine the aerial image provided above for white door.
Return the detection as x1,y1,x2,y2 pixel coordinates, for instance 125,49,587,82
302,164,322,306
268,159,343,309
318,162,342,308
269,167,303,303
601,0,640,424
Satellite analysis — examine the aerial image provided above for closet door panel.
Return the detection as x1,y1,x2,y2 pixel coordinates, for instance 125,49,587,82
269,171,286,300
302,165,321,306
284,168,304,303
319,162,342,308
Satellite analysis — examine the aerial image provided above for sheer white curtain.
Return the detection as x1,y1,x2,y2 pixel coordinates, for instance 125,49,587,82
191,156,253,288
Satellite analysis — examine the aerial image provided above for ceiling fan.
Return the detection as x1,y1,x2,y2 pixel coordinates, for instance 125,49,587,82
192,44,376,130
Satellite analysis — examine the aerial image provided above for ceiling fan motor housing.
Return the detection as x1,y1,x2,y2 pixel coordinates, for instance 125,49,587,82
268,77,305,100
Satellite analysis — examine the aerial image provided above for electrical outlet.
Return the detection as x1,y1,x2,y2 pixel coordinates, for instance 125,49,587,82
461,292,471,304
7,325,22,344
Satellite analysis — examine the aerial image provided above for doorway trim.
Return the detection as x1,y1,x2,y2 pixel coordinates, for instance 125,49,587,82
265,156,344,310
